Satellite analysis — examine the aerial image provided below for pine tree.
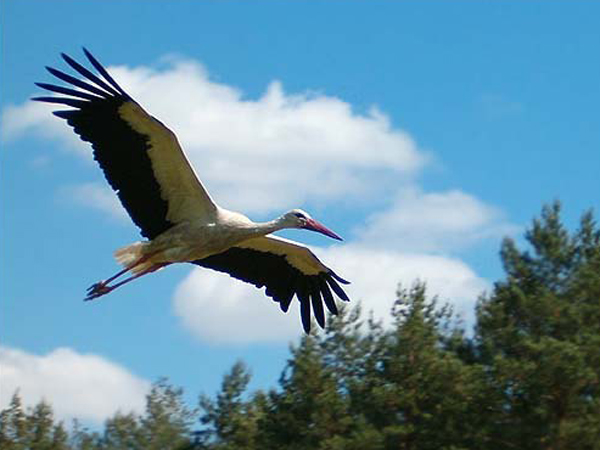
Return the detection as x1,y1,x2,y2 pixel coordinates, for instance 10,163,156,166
258,334,351,450
103,412,144,450
70,419,102,450
0,392,29,450
0,392,72,450
27,400,57,449
355,282,488,450
198,360,262,450
139,378,196,450
319,303,388,449
476,202,600,449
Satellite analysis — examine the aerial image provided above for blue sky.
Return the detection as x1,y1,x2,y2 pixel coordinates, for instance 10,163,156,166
2,0,600,425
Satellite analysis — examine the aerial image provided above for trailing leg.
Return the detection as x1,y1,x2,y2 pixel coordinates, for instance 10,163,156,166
84,262,169,301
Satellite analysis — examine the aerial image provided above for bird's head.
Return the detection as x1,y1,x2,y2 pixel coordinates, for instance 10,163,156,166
282,209,343,241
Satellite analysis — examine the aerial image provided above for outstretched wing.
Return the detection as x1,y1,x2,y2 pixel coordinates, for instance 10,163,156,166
33,48,217,239
192,235,350,333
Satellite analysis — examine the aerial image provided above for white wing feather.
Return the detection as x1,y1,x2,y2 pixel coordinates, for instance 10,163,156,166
118,101,217,224
235,235,329,276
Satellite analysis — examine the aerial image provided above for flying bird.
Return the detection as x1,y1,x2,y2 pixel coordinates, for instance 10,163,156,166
33,49,350,333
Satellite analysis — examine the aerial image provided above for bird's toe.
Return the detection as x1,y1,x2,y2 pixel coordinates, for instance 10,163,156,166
87,281,105,292
84,283,113,301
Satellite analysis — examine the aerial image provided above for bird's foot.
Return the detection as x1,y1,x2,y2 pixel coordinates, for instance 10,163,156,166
84,281,113,301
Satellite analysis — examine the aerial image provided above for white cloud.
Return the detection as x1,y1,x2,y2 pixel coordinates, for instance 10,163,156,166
60,182,129,222
356,188,517,252
173,268,303,343
3,56,426,214
1,101,87,153
0,346,150,424
326,243,489,326
2,53,514,344
173,242,489,344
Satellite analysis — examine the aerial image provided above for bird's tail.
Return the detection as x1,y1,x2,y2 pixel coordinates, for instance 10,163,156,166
114,242,153,275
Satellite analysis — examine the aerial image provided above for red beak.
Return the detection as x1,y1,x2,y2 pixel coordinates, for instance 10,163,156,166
304,219,343,241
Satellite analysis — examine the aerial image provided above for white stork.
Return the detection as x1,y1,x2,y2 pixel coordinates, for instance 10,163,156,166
33,49,350,333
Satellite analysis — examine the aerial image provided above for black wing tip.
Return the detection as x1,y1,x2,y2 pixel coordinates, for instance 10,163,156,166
193,248,349,334
82,47,100,67
330,270,350,285
52,110,76,119
31,96,58,105
318,278,338,316
83,47,101,66
325,275,351,303
60,52,80,70
300,302,311,334
312,303,325,329
40,49,130,101
81,47,131,99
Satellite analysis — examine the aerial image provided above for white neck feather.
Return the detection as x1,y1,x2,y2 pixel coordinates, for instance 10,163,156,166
250,216,290,236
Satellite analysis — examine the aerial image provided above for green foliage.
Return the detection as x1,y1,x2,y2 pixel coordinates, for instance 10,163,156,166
476,202,600,449
140,378,197,450
198,361,263,450
0,393,69,450
258,334,351,449
3,202,600,449
0,380,196,450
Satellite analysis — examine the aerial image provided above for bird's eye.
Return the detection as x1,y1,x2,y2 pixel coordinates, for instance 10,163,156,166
293,212,305,219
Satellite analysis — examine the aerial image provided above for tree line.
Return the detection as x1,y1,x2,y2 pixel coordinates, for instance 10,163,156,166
2,202,600,449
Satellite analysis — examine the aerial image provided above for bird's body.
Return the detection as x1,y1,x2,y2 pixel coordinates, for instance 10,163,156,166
117,207,320,272
131,208,263,266
34,49,350,332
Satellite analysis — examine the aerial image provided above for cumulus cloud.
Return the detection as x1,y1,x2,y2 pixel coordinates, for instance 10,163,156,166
1,101,86,153
174,269,303,343
173,242,489,344
0,346,150,424
2,53,514,343
60,182,129,222
4,56,425,214
356,187,517,252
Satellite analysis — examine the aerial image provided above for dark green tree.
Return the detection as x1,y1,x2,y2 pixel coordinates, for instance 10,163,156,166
70,419,102,450
0,392,29,450
319,303,388,450
0,392,70,450
139,378,196,450
198,360,263,450
27,400,57,449
102,412,144,450
258,334,351,450
5,202,600,450
476,202,600,449
355,282,488,450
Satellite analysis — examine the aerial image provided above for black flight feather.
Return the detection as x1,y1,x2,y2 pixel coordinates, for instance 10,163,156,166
61,52,121,97
31,96,89,108
192,246,350,333
319,278,338,315
310,281,325,329
45,66,110,98
83,47,131,98
35,82,102,101
296,281,312,333
34,49,173,239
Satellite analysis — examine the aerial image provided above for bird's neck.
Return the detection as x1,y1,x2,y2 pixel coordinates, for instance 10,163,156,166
248,217,288,237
